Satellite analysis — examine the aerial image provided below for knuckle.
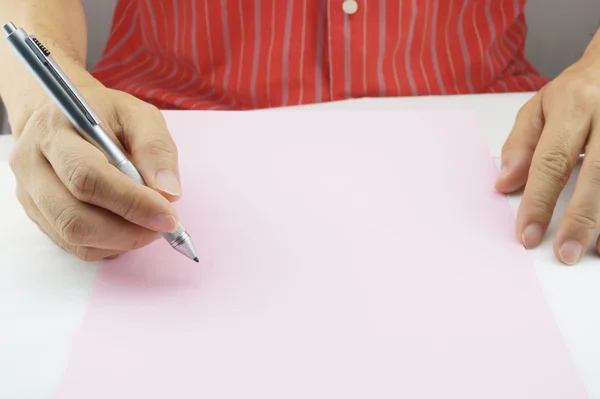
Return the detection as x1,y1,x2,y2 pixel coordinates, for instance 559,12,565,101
27,109,50,134
567,96,589,118
142,101,161,115
566,208,599,232
133,101,163,125
568,79,599,102
24,105,71,154
528,190,556,215
26,109,53,150
561,81,600,115
65,161,98,202
55,206,92,244
142,136,177,159
582,159,600,188
534,150,572,186
7,150,20,173
7,144,28,175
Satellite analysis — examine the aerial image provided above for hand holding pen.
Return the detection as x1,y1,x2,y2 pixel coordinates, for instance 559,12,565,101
2,22,198,262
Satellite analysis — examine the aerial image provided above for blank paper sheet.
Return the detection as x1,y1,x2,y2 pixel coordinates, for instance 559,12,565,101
56,110,587,398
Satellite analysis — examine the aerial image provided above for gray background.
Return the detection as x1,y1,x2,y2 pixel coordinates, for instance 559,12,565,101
0,0,599,136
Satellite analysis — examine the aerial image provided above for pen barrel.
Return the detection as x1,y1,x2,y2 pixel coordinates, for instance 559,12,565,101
115,158,145,185
3,28,126,166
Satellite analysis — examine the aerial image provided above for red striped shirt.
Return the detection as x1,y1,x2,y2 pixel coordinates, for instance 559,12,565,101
91,0,547,110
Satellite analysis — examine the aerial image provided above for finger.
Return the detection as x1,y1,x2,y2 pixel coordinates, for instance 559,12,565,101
555,117,600,265
18,150,160,251
495,94,544,193
516,103,591,249
117,102,182,201
37,124,179,233
16,184,124,261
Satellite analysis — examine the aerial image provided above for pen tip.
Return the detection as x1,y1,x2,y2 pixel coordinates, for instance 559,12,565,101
193,257,199,263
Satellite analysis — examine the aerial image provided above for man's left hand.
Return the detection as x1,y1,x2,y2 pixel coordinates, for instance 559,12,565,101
496,55,600,265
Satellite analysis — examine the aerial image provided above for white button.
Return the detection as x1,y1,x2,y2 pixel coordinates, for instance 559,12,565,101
342,0,358,15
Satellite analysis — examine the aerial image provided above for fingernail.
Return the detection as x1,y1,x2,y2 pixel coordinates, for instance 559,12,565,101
559,240,583,265
521,223,543,248
155,170,181,196
149,214,178,232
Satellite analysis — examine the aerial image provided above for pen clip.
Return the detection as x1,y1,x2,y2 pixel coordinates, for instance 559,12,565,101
26,35,102,126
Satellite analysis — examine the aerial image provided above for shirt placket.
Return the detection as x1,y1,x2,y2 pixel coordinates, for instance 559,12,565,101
326,0,360,102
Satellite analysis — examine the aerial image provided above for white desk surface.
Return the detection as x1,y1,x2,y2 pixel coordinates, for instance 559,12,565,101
2,92,600,398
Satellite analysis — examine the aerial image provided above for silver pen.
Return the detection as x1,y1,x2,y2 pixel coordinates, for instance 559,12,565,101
2,22,199,263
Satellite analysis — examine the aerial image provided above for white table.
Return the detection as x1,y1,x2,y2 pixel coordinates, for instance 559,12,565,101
2,93,600,399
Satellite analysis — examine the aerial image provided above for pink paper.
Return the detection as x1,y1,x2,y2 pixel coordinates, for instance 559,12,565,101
56,110,587,398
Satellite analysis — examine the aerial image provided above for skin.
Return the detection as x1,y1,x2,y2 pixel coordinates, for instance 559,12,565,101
496,28,600,265
0,0,182,261
2,0,600,264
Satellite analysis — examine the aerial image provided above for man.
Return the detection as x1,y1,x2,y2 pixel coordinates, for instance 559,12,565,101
1,0,599,265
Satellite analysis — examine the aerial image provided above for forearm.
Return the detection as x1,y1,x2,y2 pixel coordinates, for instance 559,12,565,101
0,0,99,137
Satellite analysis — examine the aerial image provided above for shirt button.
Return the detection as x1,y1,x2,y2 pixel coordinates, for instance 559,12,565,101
342,0,358,15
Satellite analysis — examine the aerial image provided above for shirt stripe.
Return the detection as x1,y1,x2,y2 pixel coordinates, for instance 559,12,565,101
377,0,386,97
391,0,402,95
404,0,418,95
429,0,445,94
298,0,308,104
250,0,261,108
418,0,432,94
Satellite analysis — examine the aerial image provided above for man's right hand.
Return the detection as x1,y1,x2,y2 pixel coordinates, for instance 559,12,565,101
9,85,183,261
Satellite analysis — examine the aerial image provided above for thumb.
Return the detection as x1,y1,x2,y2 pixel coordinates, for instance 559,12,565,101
118,102,182,202
495,93,545,193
